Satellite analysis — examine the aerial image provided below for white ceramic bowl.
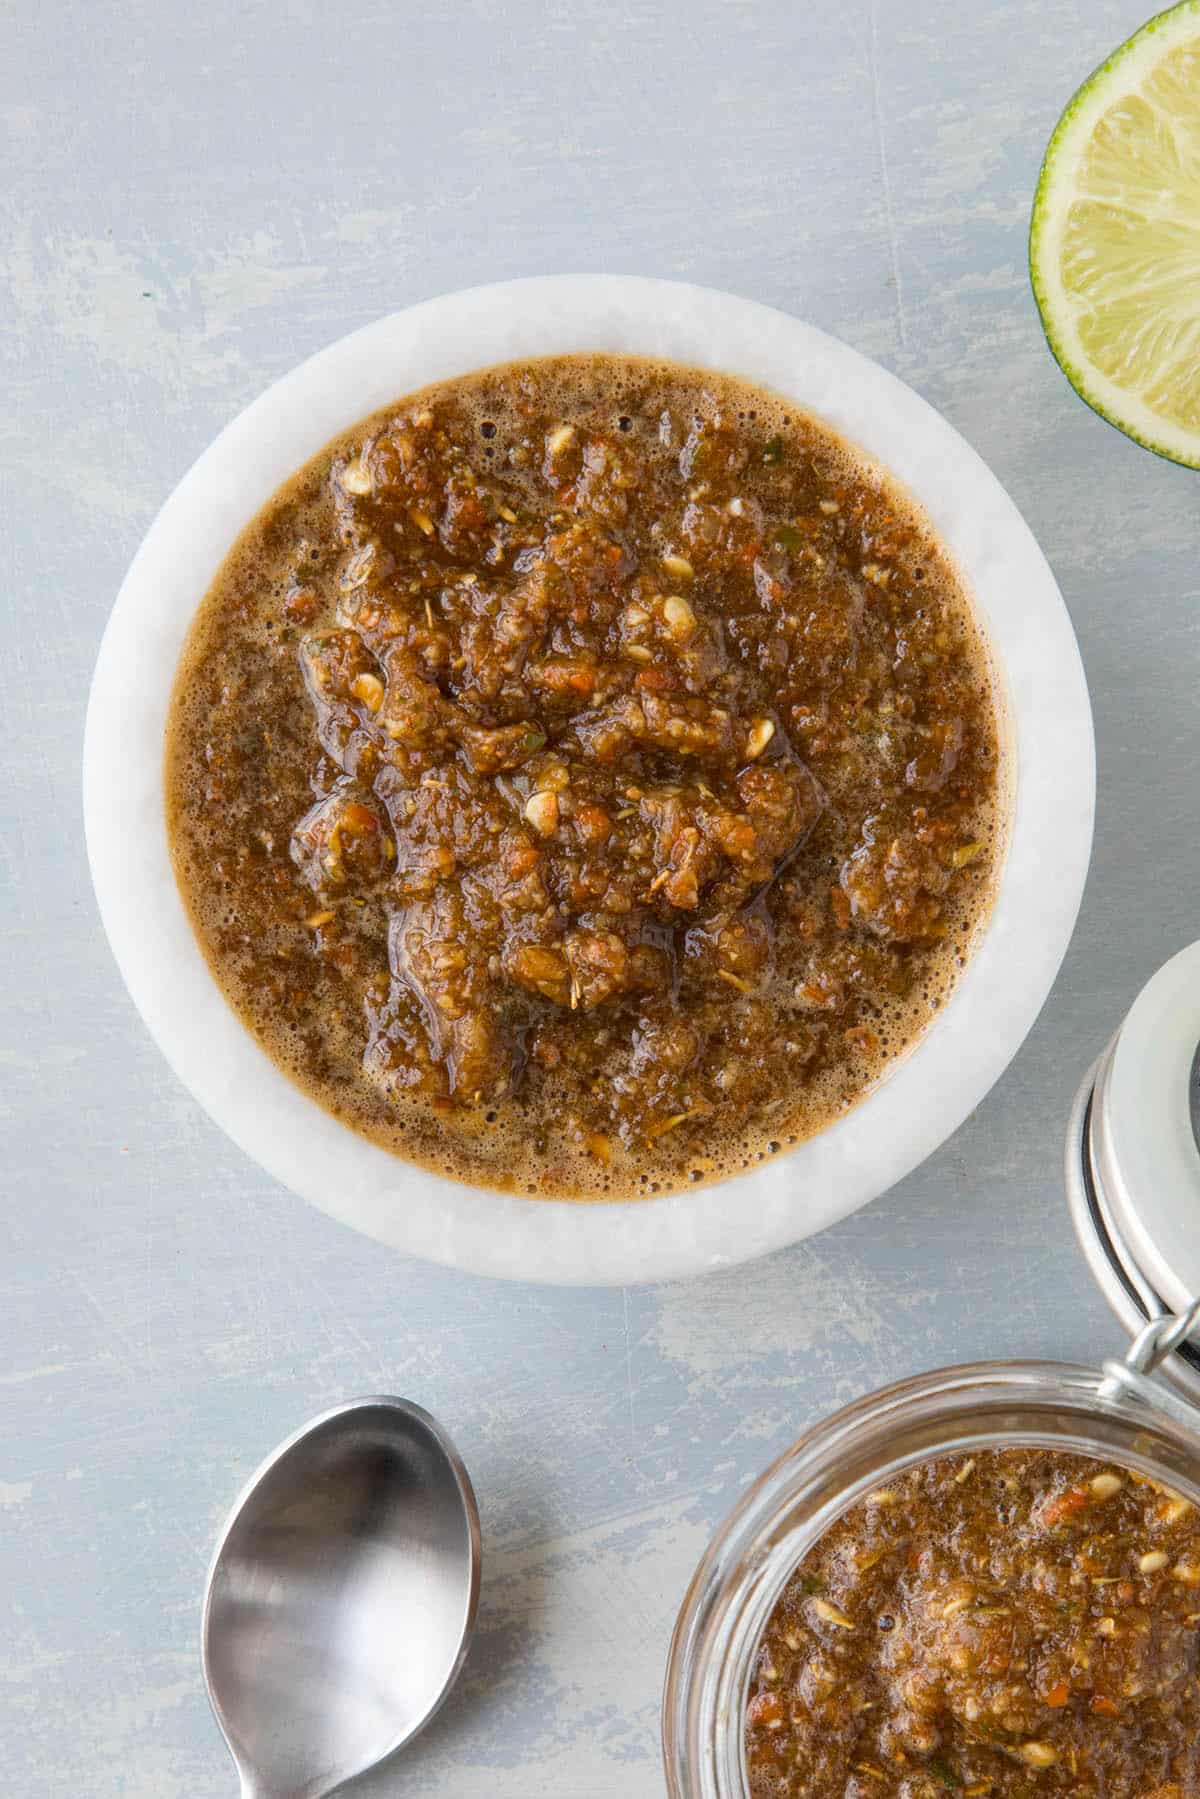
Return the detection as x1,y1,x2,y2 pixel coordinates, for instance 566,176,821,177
84,275,1094,1286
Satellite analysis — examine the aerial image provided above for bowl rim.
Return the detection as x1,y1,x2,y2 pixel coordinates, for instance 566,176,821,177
83,273,1094,1286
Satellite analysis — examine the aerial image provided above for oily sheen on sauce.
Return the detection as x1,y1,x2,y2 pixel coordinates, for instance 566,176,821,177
746,1449,1200,1796
166,354,1004,1201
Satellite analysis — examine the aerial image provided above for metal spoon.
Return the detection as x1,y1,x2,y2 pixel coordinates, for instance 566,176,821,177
202,1397,481,1798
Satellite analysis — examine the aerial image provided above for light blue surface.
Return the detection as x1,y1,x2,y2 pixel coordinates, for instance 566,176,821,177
3,1,1198,1792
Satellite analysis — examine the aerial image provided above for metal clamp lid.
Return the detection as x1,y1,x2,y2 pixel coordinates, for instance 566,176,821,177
1100,1296,1200,1432
1066,941,1200,1407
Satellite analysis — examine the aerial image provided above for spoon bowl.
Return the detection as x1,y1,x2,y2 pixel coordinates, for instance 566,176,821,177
202,1397,480,1799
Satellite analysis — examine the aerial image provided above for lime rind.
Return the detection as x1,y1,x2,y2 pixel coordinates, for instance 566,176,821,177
1030,0,1200,469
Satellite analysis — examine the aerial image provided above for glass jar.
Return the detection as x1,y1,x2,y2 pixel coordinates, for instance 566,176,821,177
662,1354,1200,1799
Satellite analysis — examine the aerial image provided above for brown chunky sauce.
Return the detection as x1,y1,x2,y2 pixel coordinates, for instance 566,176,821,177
747,1449,1200,1798
166,354,1005,1199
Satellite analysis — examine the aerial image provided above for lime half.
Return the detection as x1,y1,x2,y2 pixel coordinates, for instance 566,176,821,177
1031,0,1200,467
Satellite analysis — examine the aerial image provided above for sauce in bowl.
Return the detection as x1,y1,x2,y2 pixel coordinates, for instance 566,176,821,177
166,353,1004,1199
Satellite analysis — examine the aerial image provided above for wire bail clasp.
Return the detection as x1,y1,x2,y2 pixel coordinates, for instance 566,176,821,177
1099,1295,1200,1427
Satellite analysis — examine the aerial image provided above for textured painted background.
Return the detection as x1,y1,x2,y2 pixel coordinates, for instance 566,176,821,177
4,0,1198,1792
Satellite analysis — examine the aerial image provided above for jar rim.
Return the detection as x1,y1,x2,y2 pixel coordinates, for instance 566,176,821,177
662,1356,1200,1799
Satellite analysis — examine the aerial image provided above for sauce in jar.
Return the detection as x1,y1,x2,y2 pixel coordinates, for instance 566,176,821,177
746,1448,1200,1797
